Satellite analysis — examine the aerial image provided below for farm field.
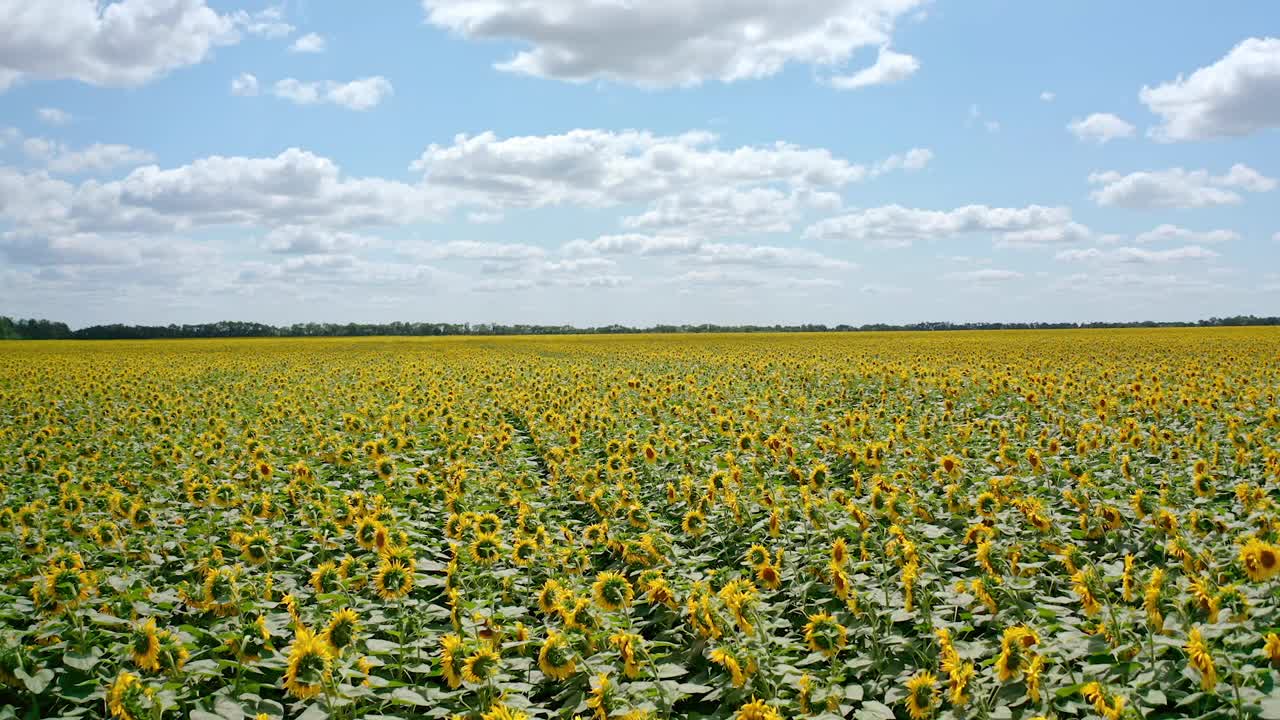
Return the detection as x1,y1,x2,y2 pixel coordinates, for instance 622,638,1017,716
1,329,1279,720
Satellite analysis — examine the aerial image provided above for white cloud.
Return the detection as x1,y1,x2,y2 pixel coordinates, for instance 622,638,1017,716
420,0,926,87
324,77,394,111
37,108,72,126
967,104,1000,133
290,32,326,53
692,242,855,270
1274,231,1280,243
830,45,920,90
0,0,239,90
262,226,375,254
1140,37,1280,141
231,6,294,38
1055,245,1220,264
561,234,852,271
408,240,547,262
620,187,839,237
273,76,394,110
231,72,259,96
412,130,914,214
563,234,703,257
673,269,840,290
1088,164,1276,208
1067,113,1135,144
805,204,1083,248
21,135,155,175
946,268,1023,283
0,148,440,237
872,147,932,175
1040,91,1055,102
1134,224,1239,244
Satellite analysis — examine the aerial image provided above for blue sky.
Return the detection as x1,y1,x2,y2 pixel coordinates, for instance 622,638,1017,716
1,1,1278,327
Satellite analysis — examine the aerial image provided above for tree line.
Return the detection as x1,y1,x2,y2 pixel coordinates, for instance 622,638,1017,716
1,315,1278,340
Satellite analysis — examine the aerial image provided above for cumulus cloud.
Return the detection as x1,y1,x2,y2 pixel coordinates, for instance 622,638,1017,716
231,72,259,96
37,108,72,125
1067,113,1135,144
804,204,1084,248
407,240,547,262
672,269,840,290
231,6,294,38
272,76,393,110
0,0,239,90
946,268,1023,283
691,242,855,270
17,132,155,175
412,130,921,215
563,234,703,257
1055,245,1220,264
1134,224,1239,244
1088,164,1276,208
830,46,920,90
620,187,841,237
1140,37,1280,141
290,32,326,53
0,148,441,238
262,226,376,254
420,0,926,87
1040,91,1055,102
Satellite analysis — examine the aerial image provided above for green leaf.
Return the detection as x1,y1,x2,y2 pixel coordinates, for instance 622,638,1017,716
855,700,895,720
390,688,429,706
16,668,54,695
62,648,101,671
656,663,686,679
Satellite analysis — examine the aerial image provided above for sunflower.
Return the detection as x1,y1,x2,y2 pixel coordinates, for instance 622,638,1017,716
374,559,413,601
107,671,153,720
283,627,333,699
994,626,1039,681
538,632,576,681
1240,538,1280,582
904,671,939,720
469,533,502,565
744,544,770,569
440,634,466,688
202,566,240,616
323,608,359,654
311,561,342,595
939,455,962,477
130,618,161,671
592,571,634,611
682,509,707,537
1264,633,1280,665
756,563,782,590
354,517,385,551
1185,626,1218,691
804,613,847,658
44,565,92,611
482,703,531,720
537,579,564,615
586,673,614,720
710,648,749,687
463,647,501,683
241,529,272,565
512,538,537,565
735,698,782,720
609,632,643,678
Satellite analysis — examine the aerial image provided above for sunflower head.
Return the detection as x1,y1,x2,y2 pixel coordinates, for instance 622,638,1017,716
324,608,360,653
592,572,634,612
283,627,332,699
463,647,501,684
538,632,576,681
804,613,847,658
374,560,413,601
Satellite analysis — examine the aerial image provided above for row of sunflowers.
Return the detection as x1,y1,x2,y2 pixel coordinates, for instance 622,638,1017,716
1,328,1278,719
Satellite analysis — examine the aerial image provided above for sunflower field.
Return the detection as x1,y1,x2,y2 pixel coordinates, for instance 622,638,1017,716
2,329,1280,720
